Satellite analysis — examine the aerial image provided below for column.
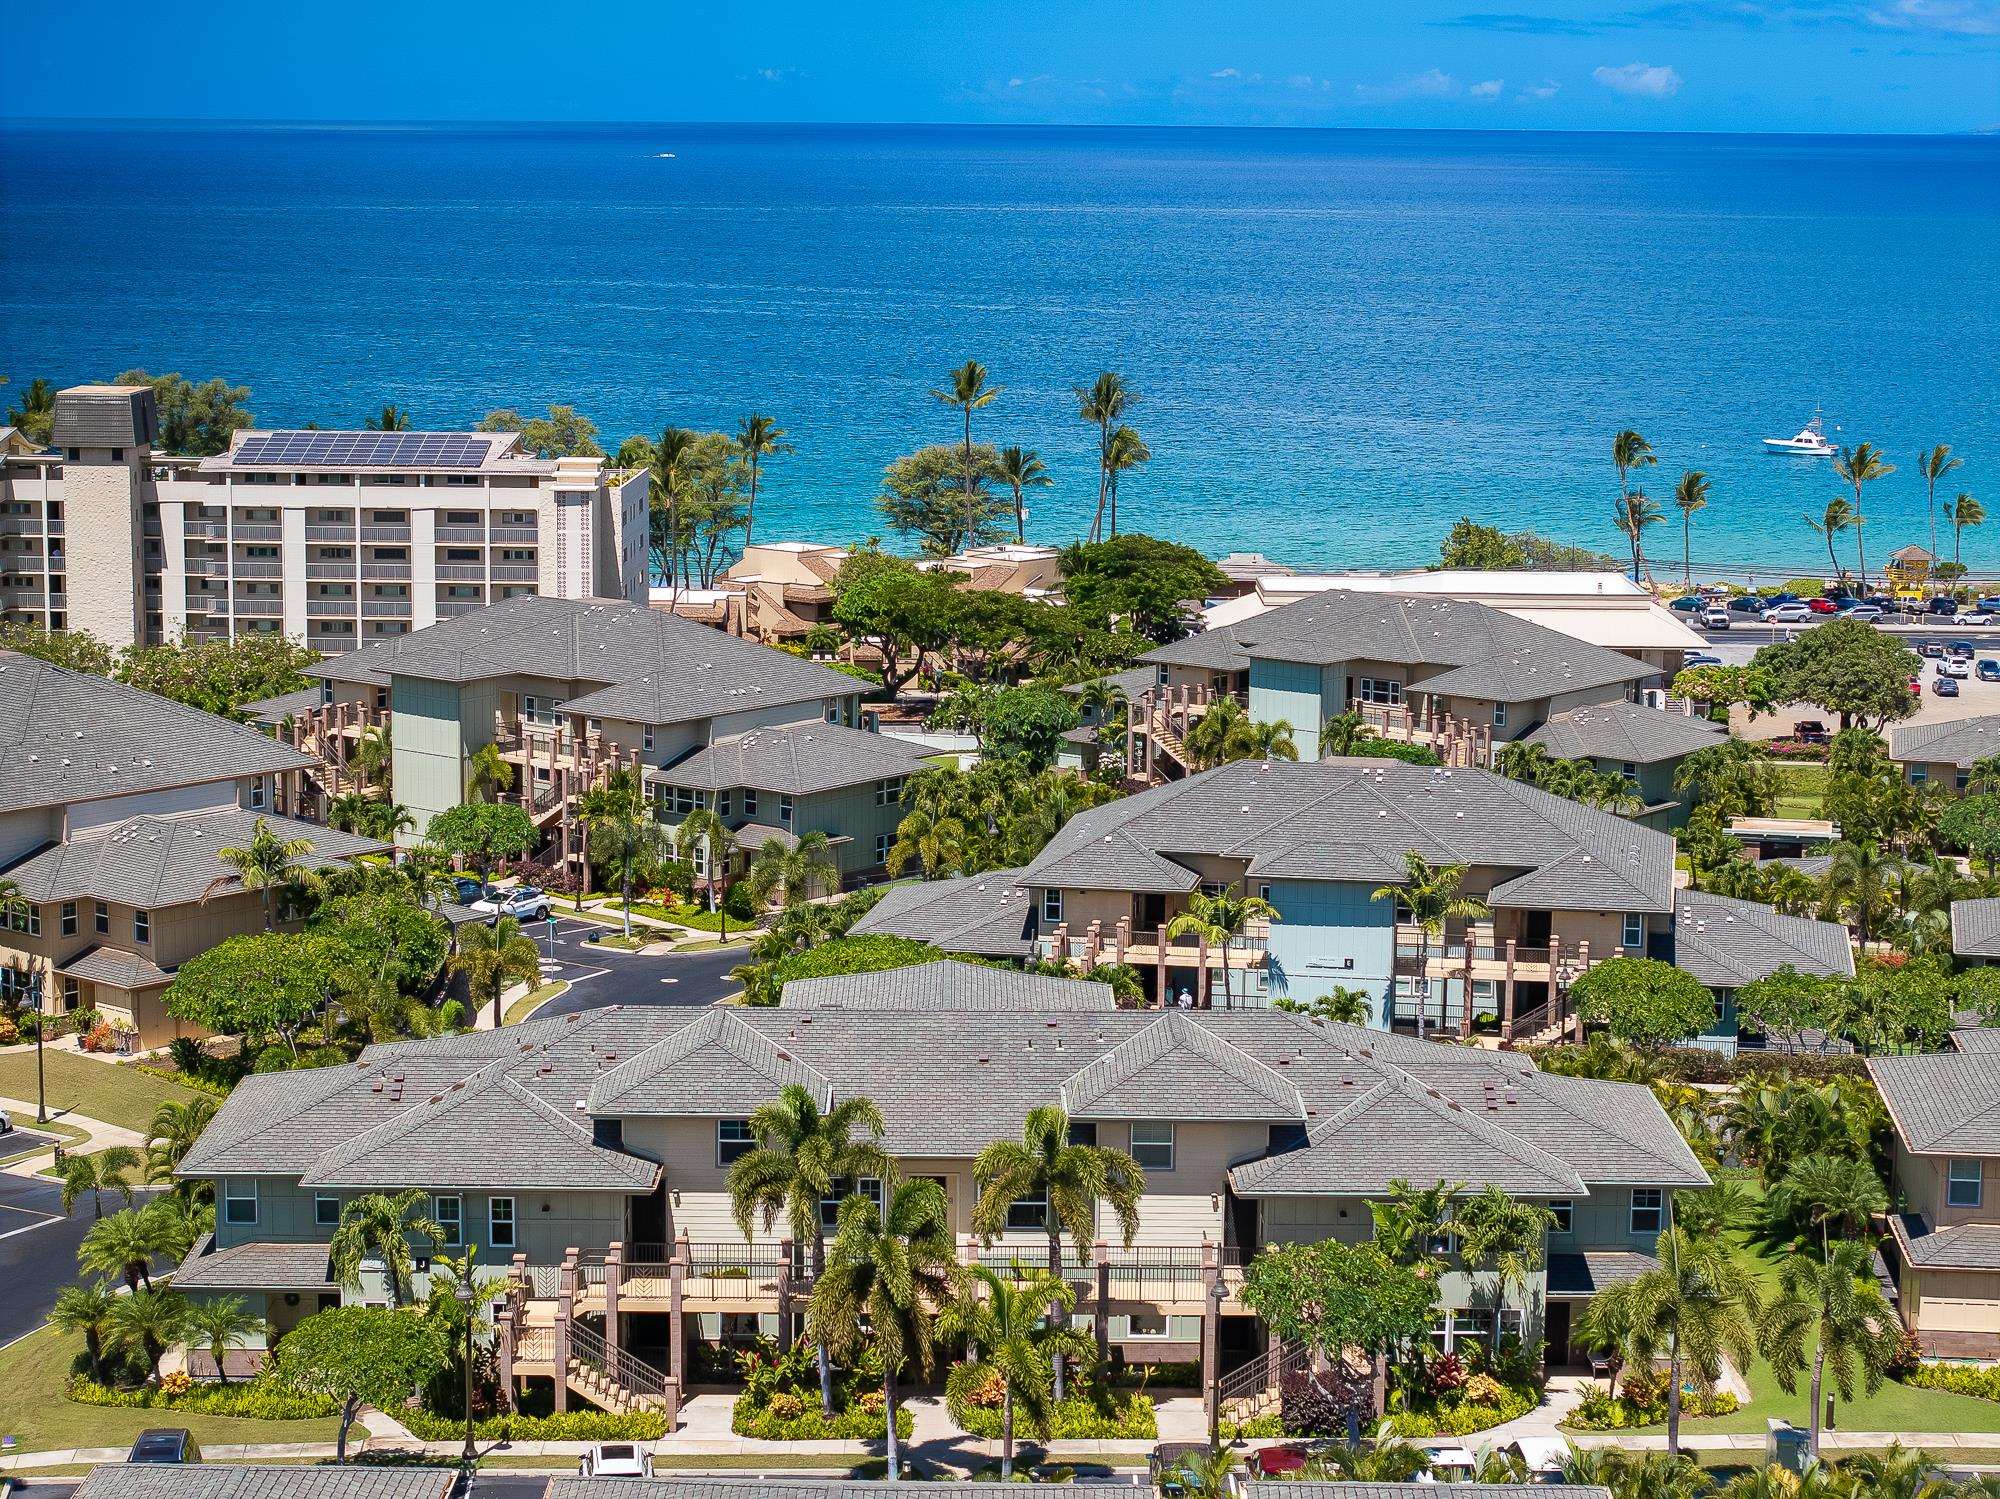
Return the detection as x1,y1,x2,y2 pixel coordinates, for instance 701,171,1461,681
1573,941,1590,1042
554,1246,578,1414
280,504,308,642
1196,935,1210,1008
669,1233,689,1390
411,505,439,630
1502,940,1518,1041
1155,926,1168,1008
1460,948,1475,1038
1201,1241,1221,1446
604,1241,624,1364
1094,1240,1111,1367
777,1238,795,1353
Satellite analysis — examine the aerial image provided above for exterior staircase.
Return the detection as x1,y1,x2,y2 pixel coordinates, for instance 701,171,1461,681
1145,705,1196,775
1217,1339,1309,1425
564,1320,675,1417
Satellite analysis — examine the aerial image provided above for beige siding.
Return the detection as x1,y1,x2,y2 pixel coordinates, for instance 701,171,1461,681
1908,1268,2000,1333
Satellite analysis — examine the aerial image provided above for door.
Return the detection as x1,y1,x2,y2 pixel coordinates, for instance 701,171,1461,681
1137,894,1168,933
1545,1302,1573,1368
1520,910,1552,948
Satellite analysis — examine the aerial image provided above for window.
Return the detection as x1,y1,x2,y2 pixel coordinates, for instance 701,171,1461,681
249,779,265,810
315,1193,341,1227
717,1119,755,1165
820,1176,883,1230
1006,1194,1049,1231
743,789,759,817
432,1195,463,1247
777,794,794,827
875,832,891,864
1356,677,1403,706
489,1196,517,1249
133,909,151,944
1958,772,1972,792
592,1117,624,1150
668,787,707,815
1130,1122,1176,1172
223,1180,258,1226
61,975,79,1009
717,791,732,818
94,901,109,935
1621,761,1639,779
1042,889,1063,923
1949,1159,1984,1209
875,776,906,807
643,727,655,753
1910,767,1929,785
1549,1200,1574,1233
1068,1121,1099,1146
1630,1188,1664,1233
1493,703,1508,729
1125,1312,1169,1338
1622,914,1644,950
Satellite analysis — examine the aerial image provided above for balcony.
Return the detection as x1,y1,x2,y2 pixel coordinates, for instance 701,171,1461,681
361,598,412,618
490,524,538,544
305,562,355,579
1041,918,1270,973
304,524,356,542
361,524,411,543
230,522,283,541
360,562,411,581
227,596,285,618
490,562,538,583
435,523,488,543
434,563,487,582
435,598,485,618
231,560,283,579
183,519,227,539
307,598,356,617
0,516,47,535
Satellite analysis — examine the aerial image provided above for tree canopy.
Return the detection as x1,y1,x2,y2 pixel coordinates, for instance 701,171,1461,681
977,686,1080,770
268,1306,449,1459
114,370,253,456
477,403,603,457
876,444,1013,556
1057,534,1227,643
0,625,317,720
1939,794,2000,872
736,934,945,1006
1752,620,1920,730
424,801,537,882
1569,956,1715,1048
829,549,964,700
164,932,322,1058
1240,1238,1435,1366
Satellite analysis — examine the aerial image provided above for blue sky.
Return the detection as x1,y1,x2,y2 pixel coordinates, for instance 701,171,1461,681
6,0,1997,133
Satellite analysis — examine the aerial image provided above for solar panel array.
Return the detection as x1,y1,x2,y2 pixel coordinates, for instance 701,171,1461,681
230,432,494,469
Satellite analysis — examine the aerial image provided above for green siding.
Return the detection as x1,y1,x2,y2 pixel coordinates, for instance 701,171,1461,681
1248,657,1325,759
393,677,468,842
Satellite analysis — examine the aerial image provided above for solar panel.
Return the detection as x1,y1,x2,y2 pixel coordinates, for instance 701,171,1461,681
231,431,493,469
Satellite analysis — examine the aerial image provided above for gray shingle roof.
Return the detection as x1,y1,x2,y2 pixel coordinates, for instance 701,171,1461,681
1254,1487,1607,1499
589,1009,836,1116
1547,1249,1660,1296
171,1233,335,1291
0,651,311,814
307,595,855,725
553,1484,1120,1499
1062,1011,1305,1121
846,868,1038,957
1671,891,1855,990
1021,758,1674,914
1422,1071,1708,1188
52,384,157,448
1522,700,1727,765
781,959,1114,1011
652,719,931,796
58,945,172,991
1143,591,1653,702
1889,715,2000,769
1892,1213,2000,1271
77,1465,456,1499
1953,898,2000,959
239,686,326,727
1,808,385,909
1868,1052,2000,1155
1953,1027,2000,1054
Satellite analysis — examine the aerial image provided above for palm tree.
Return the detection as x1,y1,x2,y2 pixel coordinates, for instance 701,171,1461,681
1919,444,1964,562
1766,1153,1886,1255
6,376,57,443
726,1083,892,1415
995,446,1051,544
205,816,316,930
1165,884,1280,1010
79,1205,174,1291
1622,1227,1761,1456
466,742,516,804
1805,497,1857,586
1612,428,1658,580
1833,443,1896,588
1825,837,1903,947
941,1264,1092,1476
1183,698,1248,771
110,1287,190,1385
745,829,839,912
1840,1444,1948,1499
365,403,412,432
1104,424,1150,538
60,1145,141,1220
152,1191,213,1261
1074,372,1135,544
52,1280,120,1384
1615,491,1665,585
145,1097,218,1188
932,362,1001,550
651,426,699,596
1451,1185,1557,1310
1371,851,1489,1039
674,807,739,936
580,769,671,939
735,414,792,547
808,1177,957,1482
1948,493,1987,567
973,1103,1143,1400
1673,471,1711,589
363,801,416,843
328,1189,444,1307
885,805,971,880
452,915,540,1029
326,791,373,835
1317,710,1366,758
350,723,392,792
1757,1243,1902,1460
1243,719,1298,761
185,1294,267,1385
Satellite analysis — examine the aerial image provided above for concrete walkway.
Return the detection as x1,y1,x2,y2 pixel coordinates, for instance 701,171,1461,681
0,1093,143,1178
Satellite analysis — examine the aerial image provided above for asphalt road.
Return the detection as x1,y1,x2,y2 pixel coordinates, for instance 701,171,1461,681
526,916,749,1015
1692,620,2000,649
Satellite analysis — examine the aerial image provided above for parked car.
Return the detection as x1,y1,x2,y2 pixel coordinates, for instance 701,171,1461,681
1979,597,2000,614
1919,642,1947,659
1727,596,1765,614
1806,597,1838,614
1701,607,1731,630
1842,605,1884,624
128,1430,201,1464
1793,720,1830,745
1669,594,1706,612
1929,596,1962,616
1416,1444,1481,1484
1762,603,1814,624
579,1442,653,1478
1935,676,1961,697
1949,640,1977,658
472,886,552,922
1503,1437,1575,1485
1942,655,1972,679
1978,659,2000,682
1954,609,1993,627
1767,591,1800,605
452,875,489,904
1683,652,1723,668
0,1107,11,1133
1910,676,1924,697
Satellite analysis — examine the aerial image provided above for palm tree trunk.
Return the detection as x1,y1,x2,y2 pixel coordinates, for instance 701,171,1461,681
85,1330,103,1383
1013,480,1025,544
1854,483,1868,589
1666,1349,1683,1457
622,852,634,940
1002,1381,1015,1477
1808,1344,1826,1459
813,1232,834,1415
1684,519,1694,589
1929,481,1938,562
884,1362,901,1479
1049,1225,1068,1402
963,408,975,551
215,1341,231,1385
746,462,759,547
491,977,502,1031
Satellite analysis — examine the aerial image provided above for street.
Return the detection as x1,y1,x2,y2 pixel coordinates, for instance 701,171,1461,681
0,1171,112,1347
523,916,750,1015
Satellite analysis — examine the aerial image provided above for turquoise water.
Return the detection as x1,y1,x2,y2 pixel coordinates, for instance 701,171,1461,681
1,122,1994,573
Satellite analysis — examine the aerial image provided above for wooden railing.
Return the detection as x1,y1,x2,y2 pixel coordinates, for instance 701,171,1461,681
569,1317,670,1404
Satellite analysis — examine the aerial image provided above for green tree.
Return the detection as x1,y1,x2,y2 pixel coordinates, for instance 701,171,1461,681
1757,1243,1902,1460
808,1177,956,1480
1240,1238,1437,1402
677,431,752,587
942,1265,1093,1477
185,1294,267,1386
649,426,700,591
1371,852,1488,1039
60,1145,140,1220
1452,1185,1557,1307
735,413,792,547
973,1103,1144,1400
1940,795,2000,873
110,1286,190,1384
1273,987,1374,1024
269,1305,450,1461
727,1083,892,1414
1615,490,1665,584
205,816,316,930
830,548,964,700
1805,497,1856,586
114,370,252,456
1947,493,1986,567
6,376,57,445
1919,445,1964,562
1734,966,1847,1052
465,742,516,804
1754,620,1920,731
452,914,540,1029
981,685,1080,770
1766,1154,1887,1256
477,403,603,457
1104,423,1151,537
329,1189,445,1308
1437,518,1528,570
1569,956,1714,1049
118,632,319,720
674,807,740,935
165,932,321,1058
1672,738,1781,819
1074,372,1136,544
996,445,1051,544
144,1096,219,1188
79,1204,175,1291
580,768,672,938
876,443,1010,556
932,361,1001,548
1673,471,1712,588
425,801,536,886
1824,837,1903,947
364,403,412,432
1605,1228,1760,1455
51,1279,119,1383
1166,883,1281,1011
1833,442,1895,587
745,829,838,913
1058,534,1227,644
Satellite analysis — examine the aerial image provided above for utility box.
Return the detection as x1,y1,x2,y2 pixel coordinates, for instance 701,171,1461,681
1767,1418,1809,1473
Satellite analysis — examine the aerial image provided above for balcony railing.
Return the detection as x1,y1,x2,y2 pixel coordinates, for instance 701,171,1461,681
231,522,283,541
305,524,357,542
361,524,411,542
360,562,411,581
490,524,538,544
304,561,355,579
435,563,487,581
307,598,356,617
232,560,283,579
435,598,485,618
361,598,412,618
435,523,487,543
491,562,538,582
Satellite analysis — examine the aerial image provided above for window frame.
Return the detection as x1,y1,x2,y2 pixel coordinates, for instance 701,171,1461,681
432,1194,463,1248
1129,1121,1176,1172
489,1195,517,1249
777,793,794,827
1949,1159,1984,1209
819,1176,884,1231
223,1179,259,1226
1005,1193,1049,1232
94,900,109,935
60,901,77,937
315,1193,342,1228
717,1119,755,1166
1622,913,1644,950
1492,702,1508,729
133,908,151,944
1630,1187,1665,1233
1041,889,1064,923
1549,1199,1574,1234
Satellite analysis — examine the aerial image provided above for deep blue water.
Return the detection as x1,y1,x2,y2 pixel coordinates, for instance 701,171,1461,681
2,122,1995,573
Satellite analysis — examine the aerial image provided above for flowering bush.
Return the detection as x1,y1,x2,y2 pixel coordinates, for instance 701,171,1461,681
157,1371,192,1397
1427,1352,1468,1396
1464,1373,1506,1407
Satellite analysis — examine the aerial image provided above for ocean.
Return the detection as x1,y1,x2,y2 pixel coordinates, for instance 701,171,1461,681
1,121,1995,575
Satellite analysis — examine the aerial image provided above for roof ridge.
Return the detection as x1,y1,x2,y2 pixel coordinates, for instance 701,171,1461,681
1059,1011,1303,1118
1505,1071,1696,1178
591,1008,835,1112
305,1054,516,1180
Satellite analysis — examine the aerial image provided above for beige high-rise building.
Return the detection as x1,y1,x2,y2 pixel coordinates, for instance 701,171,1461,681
0,385,649,652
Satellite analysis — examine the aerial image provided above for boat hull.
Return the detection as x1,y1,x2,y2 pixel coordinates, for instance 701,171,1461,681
1763,439,1834,456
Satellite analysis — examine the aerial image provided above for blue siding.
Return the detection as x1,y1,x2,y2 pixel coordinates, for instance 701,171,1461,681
1262,879,1395,1027
1248,658,1324,760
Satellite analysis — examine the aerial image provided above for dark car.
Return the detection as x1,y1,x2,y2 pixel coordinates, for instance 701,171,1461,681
128,1429,201,1464
1929,596,1961,616
452,876,489,904
1979,660,2000,682
1669,595,1706,612
1792,720,1830,745
1949,641,1977,659
1935,675,1961,697
1683,652,1723,669
1727,596,1765,614
1980,597,2000,614
1766,591,1799,605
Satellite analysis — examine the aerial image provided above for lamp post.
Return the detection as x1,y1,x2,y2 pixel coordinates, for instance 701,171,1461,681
31,970,47,1125
1207,1279,1228,1450
456,1278,477,1467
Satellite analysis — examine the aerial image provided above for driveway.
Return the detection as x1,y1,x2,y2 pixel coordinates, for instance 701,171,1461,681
525,916,750,1015
0,1172,155,1347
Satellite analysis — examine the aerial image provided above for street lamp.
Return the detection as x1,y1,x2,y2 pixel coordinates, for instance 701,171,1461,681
1207,1279,1229,1450
31,971,47,1125
456,1278,477,1467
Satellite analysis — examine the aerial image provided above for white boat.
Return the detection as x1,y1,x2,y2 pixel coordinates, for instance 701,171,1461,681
1763,410,1836,456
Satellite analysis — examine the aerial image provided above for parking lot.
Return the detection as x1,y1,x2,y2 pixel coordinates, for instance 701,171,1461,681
514,914,749,1013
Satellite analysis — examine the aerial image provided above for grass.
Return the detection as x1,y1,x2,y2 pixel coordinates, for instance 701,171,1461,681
502,980,569,1026
0,1325,339,1453
0,1049,211,1135
1768,761,1831,821
678,938,749,954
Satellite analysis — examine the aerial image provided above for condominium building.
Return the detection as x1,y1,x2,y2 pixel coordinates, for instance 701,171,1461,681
0,385,648,652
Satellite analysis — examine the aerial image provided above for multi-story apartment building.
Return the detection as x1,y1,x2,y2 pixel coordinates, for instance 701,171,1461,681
1518,699,1729,829
172,971,1705,1419
0,651,381,1045
0,385,647,653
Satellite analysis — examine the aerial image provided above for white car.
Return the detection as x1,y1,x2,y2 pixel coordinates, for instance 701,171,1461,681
1762,603,1813,624
1415,1444,1480,1484
1701,606,1731,629
471,886,552,922
578,1441,653,1478
1941,655,1972,679
1954,609,1993,627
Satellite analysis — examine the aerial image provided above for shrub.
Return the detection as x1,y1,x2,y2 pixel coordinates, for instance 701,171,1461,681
401,1407,668,1440
0,1013,18,1046
1111,1360,1200,1388
944,1362,1155,1440
1385,1381,1537,1437
68,1376,340,1420
1427,1351,1468,1396
1464,1373,1506,1407
1279,1363,1373,1437
1561,1383,1738,1431
1219,1413,1286,1440
1901,1363,2000,1402
731,1395,913,1441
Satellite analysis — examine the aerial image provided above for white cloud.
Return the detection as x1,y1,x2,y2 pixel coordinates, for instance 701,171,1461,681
1519,79,1562,99
1469,78,1505,97
1210,67,1240,78
1354,67,1460,102
1592,61,1683,95
1866,0,2000,33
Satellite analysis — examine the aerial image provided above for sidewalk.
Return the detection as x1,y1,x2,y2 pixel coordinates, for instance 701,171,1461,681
0,1093,142,1178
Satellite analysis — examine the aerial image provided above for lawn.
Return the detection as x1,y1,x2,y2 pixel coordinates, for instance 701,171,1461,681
503,980,569,1026
1768,761,1830,821
0,1325,339,1453
0,1050,210,1135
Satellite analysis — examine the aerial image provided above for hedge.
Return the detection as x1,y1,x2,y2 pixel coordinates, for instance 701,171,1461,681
68,1377,340,1420
400,1407,670,1440
731,1392,913,1441
1902,1364,2000,1403
1384,1383,1537,1437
